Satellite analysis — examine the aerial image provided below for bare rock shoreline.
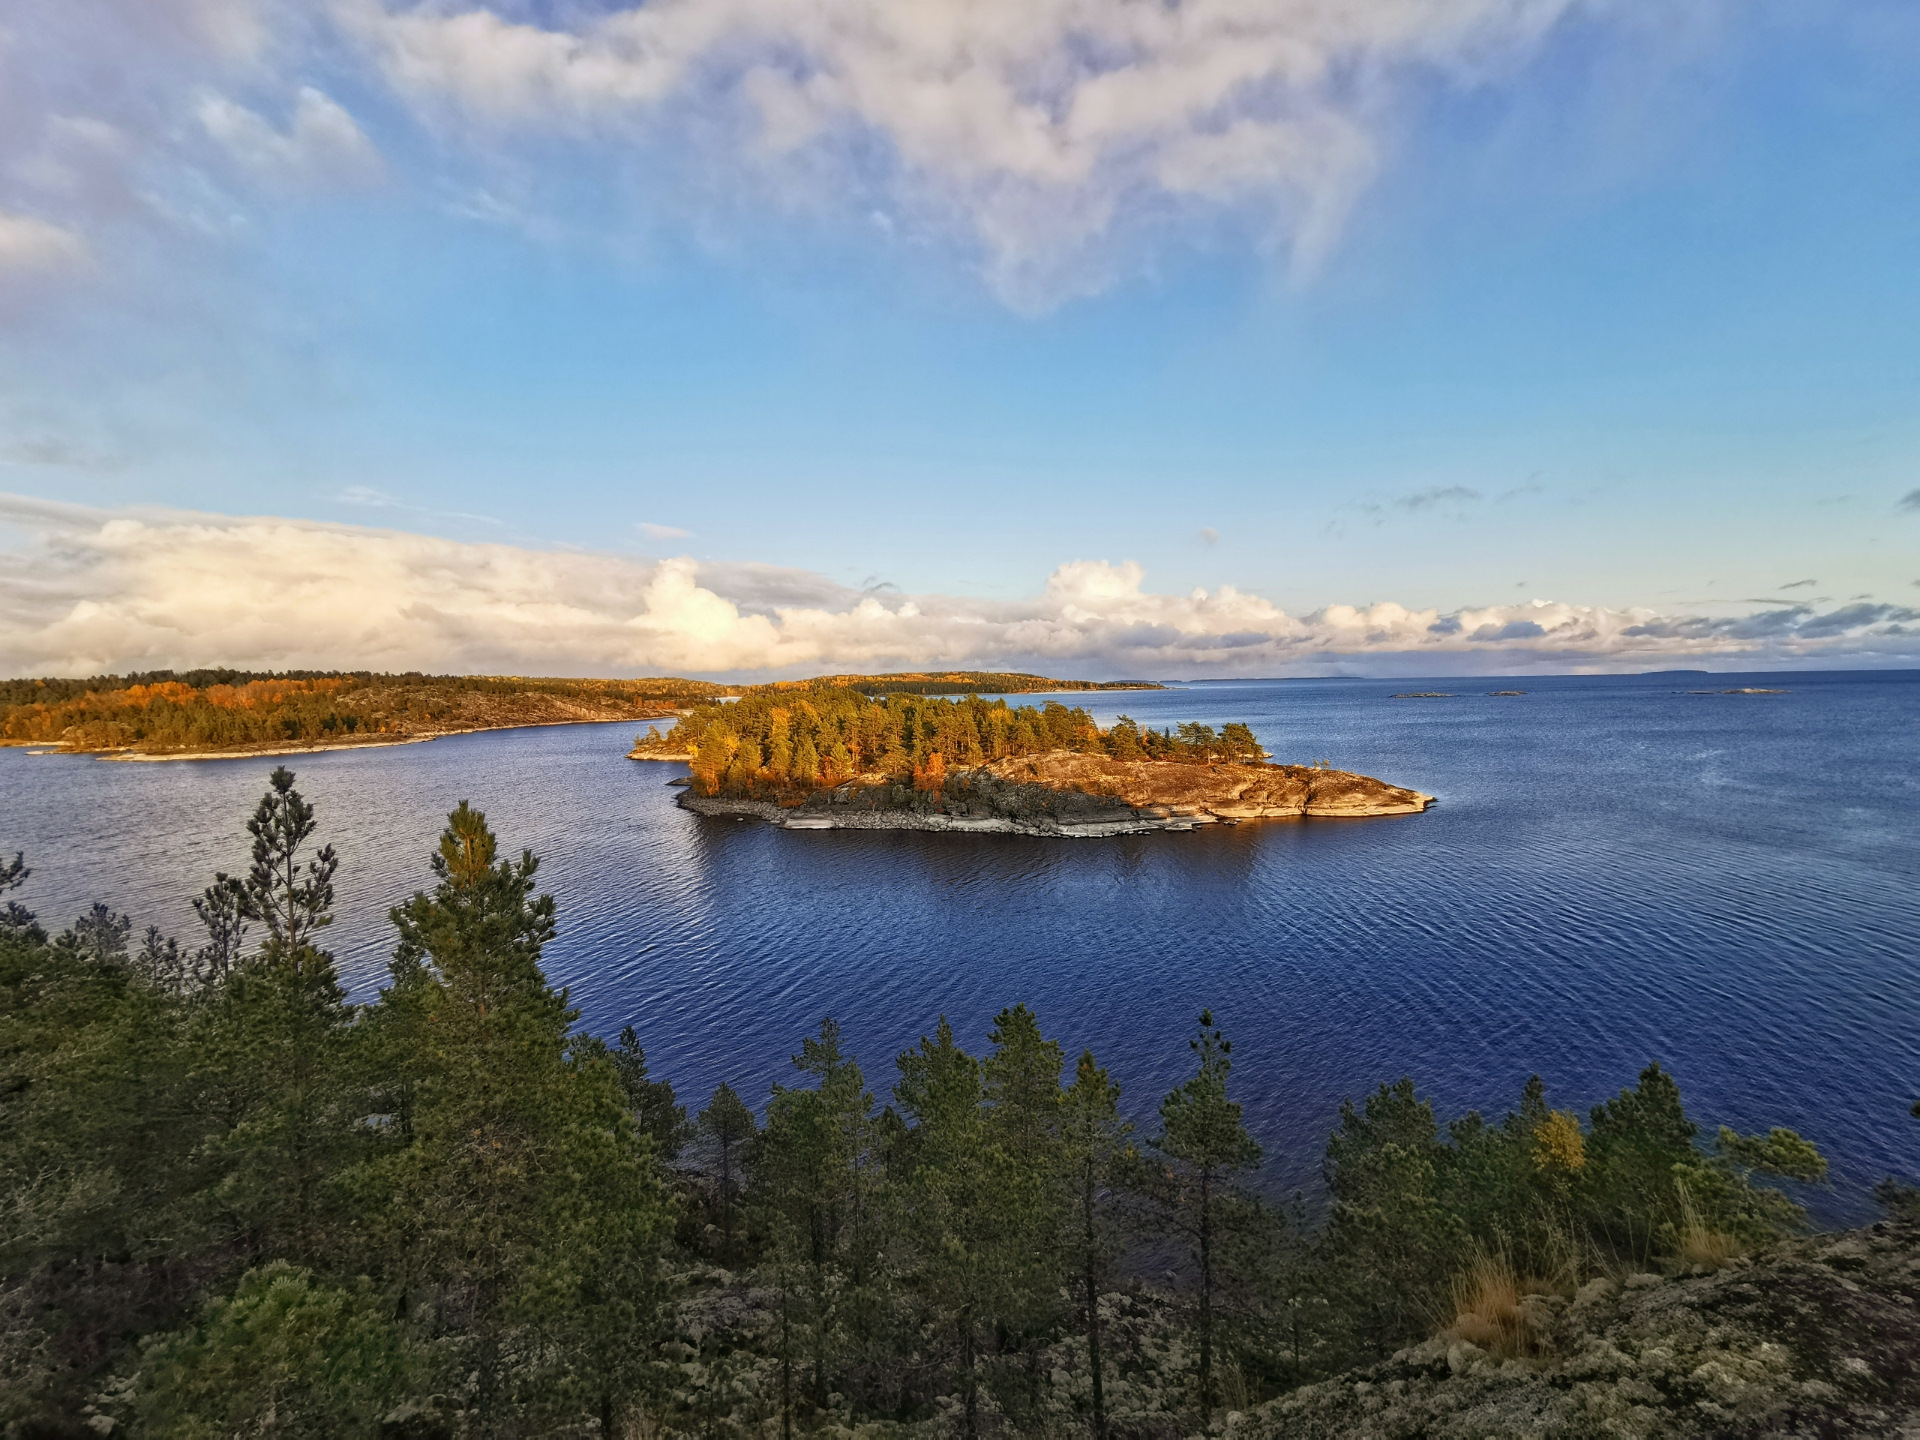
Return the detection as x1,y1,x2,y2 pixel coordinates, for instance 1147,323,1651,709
669,751,1433,837
1243,1221,1920,1438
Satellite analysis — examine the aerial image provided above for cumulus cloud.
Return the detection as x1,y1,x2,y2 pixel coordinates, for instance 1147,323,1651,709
197,86,383,187
339,0,1587,303
3,496,1916,679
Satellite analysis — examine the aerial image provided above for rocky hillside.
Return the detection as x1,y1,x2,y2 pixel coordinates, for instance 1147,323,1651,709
674,751,1432,835
1241,1221,1920,1438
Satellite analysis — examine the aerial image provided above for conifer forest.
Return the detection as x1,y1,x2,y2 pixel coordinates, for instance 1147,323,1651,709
1,771,1834,1437
657,691,1268,798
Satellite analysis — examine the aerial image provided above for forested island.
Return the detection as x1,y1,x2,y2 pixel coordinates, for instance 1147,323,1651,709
0,671,1159,760
634,691,1430,834
4,771,1910,1437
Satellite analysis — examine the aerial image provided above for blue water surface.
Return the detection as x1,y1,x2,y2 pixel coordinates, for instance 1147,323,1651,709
3,671,1917,1221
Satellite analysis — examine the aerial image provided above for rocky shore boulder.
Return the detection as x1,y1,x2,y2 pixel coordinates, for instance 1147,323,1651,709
1237,1221,1920,1438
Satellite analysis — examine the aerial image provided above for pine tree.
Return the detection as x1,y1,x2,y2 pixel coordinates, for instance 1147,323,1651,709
609,1025,693,1162
699,1081,757,1265
0,851,38,939
752,1019,875,1427
240,766,338,975
1132,1010,1262,1418
725,736,763,793
135,1263,415,1437
1062,1050,1129,1440
792,731,821,787
366,801,668,1432
0,879,203,1426
135,924,185,994
199,768,353,1267
765,708,793,782
65,902,131,965
191,873,249,984
1585,1061,1699,1260
1321,1078,1455,1356
893,1017,994,1437
981,1003,1070,1407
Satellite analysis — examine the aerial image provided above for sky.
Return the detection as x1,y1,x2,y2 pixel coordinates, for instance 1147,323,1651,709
1,0,1917,679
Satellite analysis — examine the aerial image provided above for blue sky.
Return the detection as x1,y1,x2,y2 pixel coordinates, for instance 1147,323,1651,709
1,0,1916,677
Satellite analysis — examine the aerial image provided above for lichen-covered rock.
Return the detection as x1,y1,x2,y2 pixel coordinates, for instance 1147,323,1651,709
1239,1222,1920,1438
678,750,1432,835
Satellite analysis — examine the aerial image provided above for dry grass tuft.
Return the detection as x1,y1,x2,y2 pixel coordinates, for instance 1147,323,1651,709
1674,1179,1746,1271
1442,1252,1559,1359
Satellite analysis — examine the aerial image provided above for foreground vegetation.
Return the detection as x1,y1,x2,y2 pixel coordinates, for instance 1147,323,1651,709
646,690,1267,798
0,773,1835,1437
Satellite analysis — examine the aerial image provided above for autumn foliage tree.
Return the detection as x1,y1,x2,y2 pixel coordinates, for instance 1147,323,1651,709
669,689,1270,801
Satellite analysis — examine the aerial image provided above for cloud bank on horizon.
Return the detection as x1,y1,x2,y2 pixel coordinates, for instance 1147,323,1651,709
4,497,1913,680
4,0,1590,306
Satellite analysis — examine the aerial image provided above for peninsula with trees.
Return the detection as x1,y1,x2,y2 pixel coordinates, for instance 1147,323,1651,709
633,689,1432,835
0,669,1159,760
0,671,729,759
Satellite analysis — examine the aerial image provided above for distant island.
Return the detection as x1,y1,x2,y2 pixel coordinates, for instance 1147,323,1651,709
0,669,1163,759
634,689,1431,835
0,671,727,759
752,670,1164,696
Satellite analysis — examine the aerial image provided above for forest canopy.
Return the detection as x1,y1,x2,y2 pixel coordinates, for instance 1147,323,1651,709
0,672,727,754
650,690,1268,799
0,775,1838,1437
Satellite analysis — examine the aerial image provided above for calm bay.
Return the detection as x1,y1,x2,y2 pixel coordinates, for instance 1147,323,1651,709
4,670,1916,1220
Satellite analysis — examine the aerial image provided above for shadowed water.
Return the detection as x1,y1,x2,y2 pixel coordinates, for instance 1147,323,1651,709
3,670,1916,1220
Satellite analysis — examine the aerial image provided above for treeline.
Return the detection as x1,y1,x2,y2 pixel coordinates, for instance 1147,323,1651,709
662,692,1267,798
0,673,726,753
0,775,1837,1437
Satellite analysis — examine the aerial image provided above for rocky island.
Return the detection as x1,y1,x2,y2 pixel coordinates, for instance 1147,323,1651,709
635,686,1430,836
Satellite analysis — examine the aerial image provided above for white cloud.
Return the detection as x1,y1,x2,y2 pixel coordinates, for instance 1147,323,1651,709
3,496,1915,678
0,212,89,273
638,521,693,540
341,0,1589,303
197,86,383,187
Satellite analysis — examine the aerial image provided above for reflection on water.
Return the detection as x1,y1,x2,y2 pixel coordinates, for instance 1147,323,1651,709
3,671,1917,1219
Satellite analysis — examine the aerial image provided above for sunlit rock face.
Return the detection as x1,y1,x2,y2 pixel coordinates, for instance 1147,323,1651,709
677,750,1433,836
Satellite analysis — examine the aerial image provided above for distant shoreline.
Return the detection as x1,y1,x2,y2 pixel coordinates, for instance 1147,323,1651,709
3,716,644,763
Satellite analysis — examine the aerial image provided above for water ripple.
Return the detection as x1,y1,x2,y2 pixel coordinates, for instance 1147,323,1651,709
2,673,1917,1220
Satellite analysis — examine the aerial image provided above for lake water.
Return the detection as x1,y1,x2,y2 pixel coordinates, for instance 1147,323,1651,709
3,671,1917,1221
